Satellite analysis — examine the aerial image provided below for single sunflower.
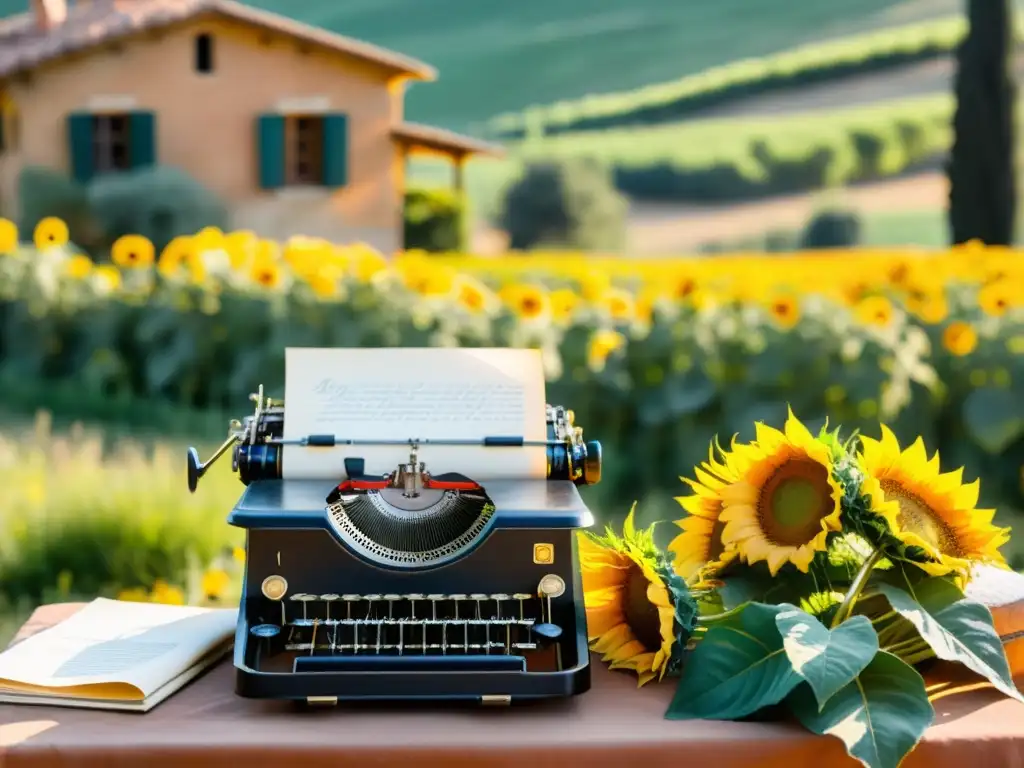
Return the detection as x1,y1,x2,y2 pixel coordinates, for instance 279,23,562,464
668,438,753,584
857,425,1010,578
579,507,686,686
719,409,844,575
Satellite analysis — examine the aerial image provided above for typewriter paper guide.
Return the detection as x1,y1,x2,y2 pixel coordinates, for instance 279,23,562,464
282,347,549,480
0,598,236,712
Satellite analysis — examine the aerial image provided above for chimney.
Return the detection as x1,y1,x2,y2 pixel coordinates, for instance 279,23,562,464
30,0,67,31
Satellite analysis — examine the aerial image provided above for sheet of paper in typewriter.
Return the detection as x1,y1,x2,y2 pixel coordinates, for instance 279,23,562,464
281,347,549,481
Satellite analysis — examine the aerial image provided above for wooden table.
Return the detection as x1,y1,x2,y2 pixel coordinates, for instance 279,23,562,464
1,603,1023,768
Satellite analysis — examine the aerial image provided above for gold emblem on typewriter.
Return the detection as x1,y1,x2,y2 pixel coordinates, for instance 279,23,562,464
533,543,554,564
261,575,288,601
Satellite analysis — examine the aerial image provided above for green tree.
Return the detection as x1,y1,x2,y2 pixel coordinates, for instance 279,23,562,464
500,160,627,251
948,0,1018,245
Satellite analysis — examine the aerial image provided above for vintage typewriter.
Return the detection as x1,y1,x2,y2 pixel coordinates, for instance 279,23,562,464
186,374,602,706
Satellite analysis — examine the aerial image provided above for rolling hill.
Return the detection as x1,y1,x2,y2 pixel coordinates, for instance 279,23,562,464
0,0,979,131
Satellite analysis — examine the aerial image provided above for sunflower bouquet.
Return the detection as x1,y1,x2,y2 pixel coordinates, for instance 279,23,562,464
580,409,1021,768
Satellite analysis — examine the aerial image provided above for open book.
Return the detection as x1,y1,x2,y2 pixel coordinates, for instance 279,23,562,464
0,598,237,712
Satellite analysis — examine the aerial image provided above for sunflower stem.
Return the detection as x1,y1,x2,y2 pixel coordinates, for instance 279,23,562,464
883,637,927,655
831,548,884,629
870,610,897,625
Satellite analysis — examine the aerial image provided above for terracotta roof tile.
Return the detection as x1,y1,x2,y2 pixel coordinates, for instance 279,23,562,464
0,0,437,80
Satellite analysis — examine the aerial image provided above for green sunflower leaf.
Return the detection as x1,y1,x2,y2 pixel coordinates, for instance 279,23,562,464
666,602,802,720
877,578,1024,703
789,651,934,768
775,609,878,709
962,386,1024,454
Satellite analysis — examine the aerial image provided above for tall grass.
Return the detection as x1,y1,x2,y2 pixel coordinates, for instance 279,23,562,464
0,412,243,643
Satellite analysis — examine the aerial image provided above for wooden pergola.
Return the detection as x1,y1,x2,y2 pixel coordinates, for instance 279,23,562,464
392,122,505,192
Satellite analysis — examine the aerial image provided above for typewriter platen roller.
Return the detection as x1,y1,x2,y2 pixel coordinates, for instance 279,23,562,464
187,384,601,705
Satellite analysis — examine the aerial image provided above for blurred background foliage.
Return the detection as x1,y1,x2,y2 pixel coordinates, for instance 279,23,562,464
0,223,1021,619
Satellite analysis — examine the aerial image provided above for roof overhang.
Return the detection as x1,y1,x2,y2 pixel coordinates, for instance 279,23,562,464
392,122,505,161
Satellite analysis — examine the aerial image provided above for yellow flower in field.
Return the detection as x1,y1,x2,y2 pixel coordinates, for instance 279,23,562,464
549,288,579,323
34,217,69,250
93,264,121,291
858,425,1010,578
233,546,246,564
942,321,978,357
64,254,93,279
719,409,844,576
201,568,232,601
193,226,225,254
223,230,258,270
505,284,549,320
455,276,491,313
669,440,754,584
307,268,340,299
578,270,611,301
284,236,331,277
669,274,698,302
250,258,282,289
602,288,635,322
401,261,455,296
588,329,625,371
842,280,871,306
906,289,948,324
978,280,1014,317
886,259,913,287
350,245,389,281
579,508,677,686
157,236,196,279
854,295,895,327
116,587,151,603
634,286,663,324
0,218,17,254
255,239,281,264
111,234,155,269
149,580,185,605
767,294,800,330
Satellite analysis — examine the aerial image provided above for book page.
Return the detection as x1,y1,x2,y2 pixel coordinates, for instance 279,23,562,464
0,598,237,700
281,347,548,481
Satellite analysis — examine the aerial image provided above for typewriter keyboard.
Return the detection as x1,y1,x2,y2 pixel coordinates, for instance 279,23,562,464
273,593,544,655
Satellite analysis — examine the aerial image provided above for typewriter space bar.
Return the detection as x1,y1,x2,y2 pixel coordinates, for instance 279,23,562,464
294,655,526,673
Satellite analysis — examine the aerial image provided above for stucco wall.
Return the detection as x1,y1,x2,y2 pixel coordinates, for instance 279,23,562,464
0,15,409,251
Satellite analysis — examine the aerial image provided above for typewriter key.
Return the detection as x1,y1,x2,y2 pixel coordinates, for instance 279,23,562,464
250,624,280,638
448,594,468,620
426,594,445,621
407,594,425,620
294,593,317,623
341,594,360,620
320,594,340,622
512,593,531,622
383,594,401,619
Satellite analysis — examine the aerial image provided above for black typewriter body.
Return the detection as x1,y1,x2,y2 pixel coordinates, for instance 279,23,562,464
187,384,602,705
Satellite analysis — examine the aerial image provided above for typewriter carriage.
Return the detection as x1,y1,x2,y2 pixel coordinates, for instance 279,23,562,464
186,384,601,704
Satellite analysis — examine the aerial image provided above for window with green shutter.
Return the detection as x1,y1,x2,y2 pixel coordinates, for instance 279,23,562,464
256,114,286,189
129,110,156,169
67,112,95,183
321,113,348,188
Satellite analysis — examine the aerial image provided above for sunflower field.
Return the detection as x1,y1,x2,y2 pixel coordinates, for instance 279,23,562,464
0,217,1022,563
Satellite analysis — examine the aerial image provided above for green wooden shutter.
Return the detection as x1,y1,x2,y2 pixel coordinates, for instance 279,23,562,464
256,114,285,189
67,112,94,183
321,113,348,187
129,110,157,168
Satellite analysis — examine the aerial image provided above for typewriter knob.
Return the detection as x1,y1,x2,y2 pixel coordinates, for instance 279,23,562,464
583,440,602,485
186,448,199,493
